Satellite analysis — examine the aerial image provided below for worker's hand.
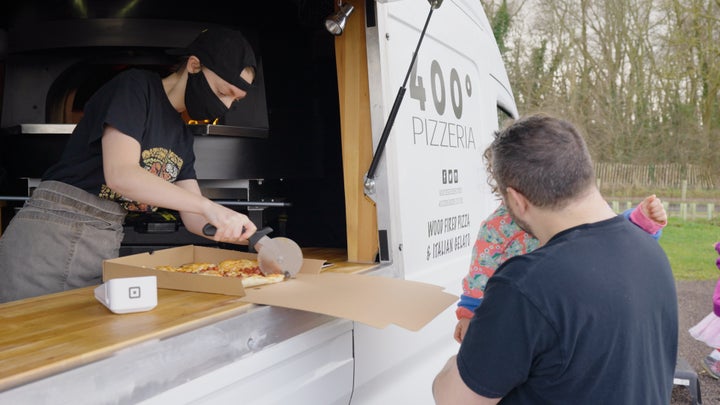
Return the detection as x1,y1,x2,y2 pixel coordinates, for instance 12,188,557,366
454,318,471,344
204,202,257,243
640,194,667,226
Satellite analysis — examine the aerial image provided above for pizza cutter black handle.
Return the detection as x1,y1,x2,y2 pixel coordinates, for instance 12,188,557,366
202,223,273,247
248,226,273,247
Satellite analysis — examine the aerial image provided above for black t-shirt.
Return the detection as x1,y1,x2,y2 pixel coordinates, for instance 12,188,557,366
43,69,196,211
457,215,678,404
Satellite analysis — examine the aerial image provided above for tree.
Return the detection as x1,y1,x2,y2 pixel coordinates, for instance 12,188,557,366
482,0,720,183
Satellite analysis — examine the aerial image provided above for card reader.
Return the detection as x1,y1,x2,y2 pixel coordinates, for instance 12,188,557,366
94,276,158,314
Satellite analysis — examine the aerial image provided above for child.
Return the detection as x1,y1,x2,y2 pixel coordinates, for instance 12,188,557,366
454,194,668,343
688,242,720,379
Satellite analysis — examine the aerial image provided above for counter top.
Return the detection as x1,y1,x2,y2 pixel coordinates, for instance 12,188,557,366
0,287,254,391
0,248,375,392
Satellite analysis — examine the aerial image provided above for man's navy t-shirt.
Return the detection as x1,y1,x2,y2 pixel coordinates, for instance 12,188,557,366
457,215,678,404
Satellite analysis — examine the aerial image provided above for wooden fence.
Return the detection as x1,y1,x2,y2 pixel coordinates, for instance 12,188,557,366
609,199,717,221
596,162,715,189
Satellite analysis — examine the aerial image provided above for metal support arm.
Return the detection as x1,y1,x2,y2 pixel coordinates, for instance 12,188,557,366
363,1,441,196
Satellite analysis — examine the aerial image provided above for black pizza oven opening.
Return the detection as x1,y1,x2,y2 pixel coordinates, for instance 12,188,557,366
47,62,174,125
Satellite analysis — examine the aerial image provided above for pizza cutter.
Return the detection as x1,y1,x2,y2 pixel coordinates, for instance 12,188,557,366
202,224,304,278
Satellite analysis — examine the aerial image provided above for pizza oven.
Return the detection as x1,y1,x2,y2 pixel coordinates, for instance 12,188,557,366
0,0,347,252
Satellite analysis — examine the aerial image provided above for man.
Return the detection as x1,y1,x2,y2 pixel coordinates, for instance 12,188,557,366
433,114,678,404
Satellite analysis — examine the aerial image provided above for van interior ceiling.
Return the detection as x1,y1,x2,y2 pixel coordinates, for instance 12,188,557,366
0,0,348,249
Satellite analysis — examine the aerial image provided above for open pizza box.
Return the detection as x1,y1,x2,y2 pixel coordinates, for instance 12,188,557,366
103,245,458,331
103,245,325,297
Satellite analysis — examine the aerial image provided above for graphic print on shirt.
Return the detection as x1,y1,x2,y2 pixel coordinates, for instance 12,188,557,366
99,147,183,211
462,207,539,299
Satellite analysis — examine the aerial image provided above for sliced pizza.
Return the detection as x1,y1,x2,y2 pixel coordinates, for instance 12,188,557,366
180,262,218,274
155,258,285,288
240,273,286,288
218,259,262,277
218,259,284,287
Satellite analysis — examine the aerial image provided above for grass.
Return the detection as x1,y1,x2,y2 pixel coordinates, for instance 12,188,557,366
660,217,720,280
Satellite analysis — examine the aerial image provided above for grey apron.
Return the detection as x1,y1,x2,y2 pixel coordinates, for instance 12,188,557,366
0,181,126,302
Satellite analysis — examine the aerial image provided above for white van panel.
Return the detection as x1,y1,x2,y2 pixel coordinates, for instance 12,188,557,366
140,319,354,405
351,318,459,405
369,0,508,280
351,0,516,402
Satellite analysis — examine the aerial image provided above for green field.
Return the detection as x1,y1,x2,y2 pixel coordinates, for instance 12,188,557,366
661,218,720,280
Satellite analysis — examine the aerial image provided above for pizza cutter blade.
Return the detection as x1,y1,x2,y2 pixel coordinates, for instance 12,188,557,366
253,235,304,278
202,224,303,278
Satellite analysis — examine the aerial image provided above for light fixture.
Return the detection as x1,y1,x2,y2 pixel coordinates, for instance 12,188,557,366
324,1,355,36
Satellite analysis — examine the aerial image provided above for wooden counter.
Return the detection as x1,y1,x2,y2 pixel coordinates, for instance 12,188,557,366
0,248,376,392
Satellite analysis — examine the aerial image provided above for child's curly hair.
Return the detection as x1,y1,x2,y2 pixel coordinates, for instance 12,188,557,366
482,144,500,199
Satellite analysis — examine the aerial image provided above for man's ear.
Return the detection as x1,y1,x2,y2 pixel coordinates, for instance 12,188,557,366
506,187,529,216
186,56,202,74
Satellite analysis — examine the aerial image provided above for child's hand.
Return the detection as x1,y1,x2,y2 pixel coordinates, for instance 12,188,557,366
454,318,471,344
640,194,667,226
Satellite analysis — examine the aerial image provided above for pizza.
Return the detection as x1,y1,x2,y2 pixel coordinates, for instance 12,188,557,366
218,259,286,287
155,259,285,288
156,262,218,274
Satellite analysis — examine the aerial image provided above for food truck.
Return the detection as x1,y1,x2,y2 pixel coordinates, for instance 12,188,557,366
0,0,517,403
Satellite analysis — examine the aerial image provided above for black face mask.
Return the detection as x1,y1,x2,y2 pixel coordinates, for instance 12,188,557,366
185,71,229,121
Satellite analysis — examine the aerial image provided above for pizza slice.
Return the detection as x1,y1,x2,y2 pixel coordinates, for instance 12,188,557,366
154,259,286,288
218,259,261,277
219,259,285,288
240,273,286,288
179,262,218,274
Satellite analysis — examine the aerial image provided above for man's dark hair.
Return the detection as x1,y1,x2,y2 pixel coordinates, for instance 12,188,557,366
488,114,595,209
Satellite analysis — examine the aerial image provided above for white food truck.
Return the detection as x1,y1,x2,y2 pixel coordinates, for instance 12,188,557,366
0,0,517,403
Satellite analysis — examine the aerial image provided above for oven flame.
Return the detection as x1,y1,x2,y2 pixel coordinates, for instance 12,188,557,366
187,118,220,125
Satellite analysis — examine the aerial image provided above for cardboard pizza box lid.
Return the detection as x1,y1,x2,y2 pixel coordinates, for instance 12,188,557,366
241,272,458,331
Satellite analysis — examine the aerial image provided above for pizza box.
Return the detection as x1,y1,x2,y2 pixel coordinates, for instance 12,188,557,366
103,245,458,331
103,245,327,297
